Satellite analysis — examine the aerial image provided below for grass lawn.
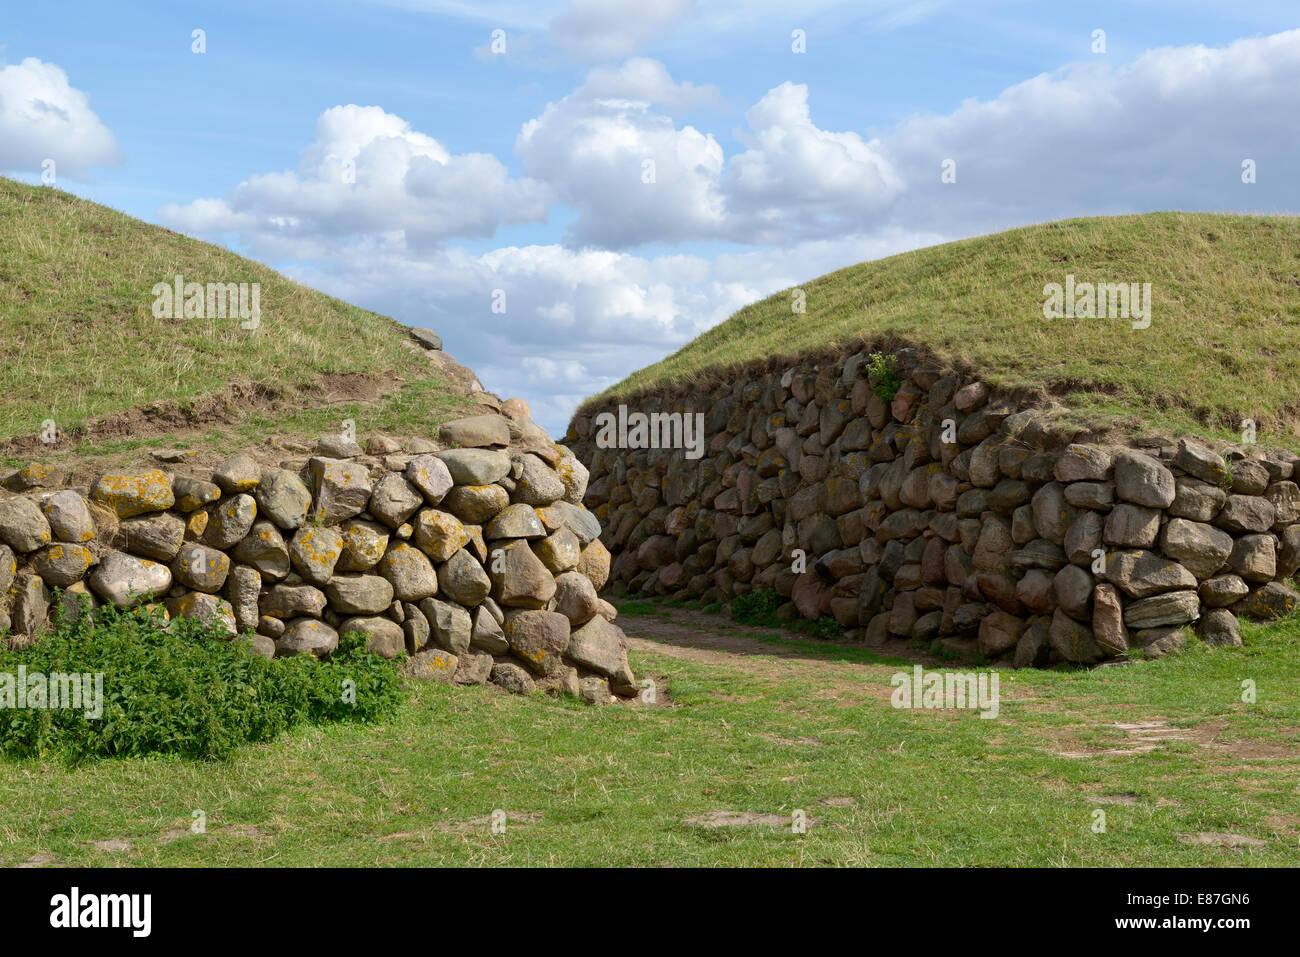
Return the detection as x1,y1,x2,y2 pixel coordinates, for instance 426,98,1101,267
584,212,1300,450
3,602,1296,866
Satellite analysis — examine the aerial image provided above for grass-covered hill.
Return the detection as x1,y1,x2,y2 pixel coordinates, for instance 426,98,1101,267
585,213,1300,448
0,176,472,474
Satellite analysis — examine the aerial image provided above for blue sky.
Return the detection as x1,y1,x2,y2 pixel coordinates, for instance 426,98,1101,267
2,1,1298,433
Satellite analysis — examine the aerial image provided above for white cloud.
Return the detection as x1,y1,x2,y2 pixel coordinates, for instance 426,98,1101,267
516,85,727,249
0,58,118,178
724,82,902,243
516,65,896,248
577,57,723,111
875,28,1300,234
158,104,552,257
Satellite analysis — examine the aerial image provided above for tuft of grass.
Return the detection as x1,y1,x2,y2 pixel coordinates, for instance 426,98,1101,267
581,212,1300,448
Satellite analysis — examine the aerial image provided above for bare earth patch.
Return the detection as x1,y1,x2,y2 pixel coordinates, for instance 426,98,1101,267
684,810,816,829
87,838,133,852
1178,832,1267,848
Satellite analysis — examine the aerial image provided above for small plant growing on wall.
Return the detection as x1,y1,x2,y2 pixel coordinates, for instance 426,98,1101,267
867,352,901,402
730,588,782,626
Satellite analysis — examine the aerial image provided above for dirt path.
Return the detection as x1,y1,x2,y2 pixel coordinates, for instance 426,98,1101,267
620,605,933,673
616,605,930,701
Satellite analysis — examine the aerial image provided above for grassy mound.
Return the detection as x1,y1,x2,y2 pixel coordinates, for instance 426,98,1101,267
0,176,470,468
0,602,404,761
585,212,1300,447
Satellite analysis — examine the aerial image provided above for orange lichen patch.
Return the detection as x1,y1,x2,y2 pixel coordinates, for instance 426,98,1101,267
186,511,209,539
12,462,56,487
91,469,175,518
407,649,458,680
31,543,95,585
340,522,386,568
413,509,469,562
535,504,566,533
174,547,229,580
294,528,342,564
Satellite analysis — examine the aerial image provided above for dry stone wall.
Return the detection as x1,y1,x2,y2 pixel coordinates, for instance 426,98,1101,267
567,346,1300,667
0,416,636,704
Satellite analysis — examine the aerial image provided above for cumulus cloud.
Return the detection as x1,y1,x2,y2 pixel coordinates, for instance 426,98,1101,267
724,82,902,243
0,58,118,178
516,64,898,247
516,84,727,249
158,104,552,258
875,28,1300,235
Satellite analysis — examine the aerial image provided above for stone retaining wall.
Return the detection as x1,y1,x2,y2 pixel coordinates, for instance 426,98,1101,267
0,419,637,703
566,347,1300,666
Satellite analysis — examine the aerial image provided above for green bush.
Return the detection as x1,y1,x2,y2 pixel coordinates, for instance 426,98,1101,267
866,352,902,402
730,588,782,626
804,616,842,640
0,601,404,762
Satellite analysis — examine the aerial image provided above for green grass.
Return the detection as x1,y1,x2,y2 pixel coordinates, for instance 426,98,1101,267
0,176,469,448
3,604,1296,866
583,212,1300,448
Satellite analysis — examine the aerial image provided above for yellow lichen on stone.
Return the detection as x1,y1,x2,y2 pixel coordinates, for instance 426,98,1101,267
91,469,175,518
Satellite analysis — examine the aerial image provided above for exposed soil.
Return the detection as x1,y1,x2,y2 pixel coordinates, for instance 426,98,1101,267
683,809,817,829
0,372,409,479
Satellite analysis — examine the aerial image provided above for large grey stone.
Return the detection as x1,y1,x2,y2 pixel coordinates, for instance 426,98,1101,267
369,472,424,529
564,615,634,687
255,469,312,529
203,493,257,550
436,449,511,485
1104,549,1197,598
1123,590,1200,629
307,457,372,524
230,521,291,580
0,496,51,552
41,490,96,543
504,609,571,675
1048,608,1103,663
1158,518,1233,579
88,551,173,608
436,548,491,606
1103,503,1160,548
170,542,231,592
276,618,339,658
120,512,186,560
405,455,454,505
338,615,405,658
324,573,394,615
419,597,472,655
1114,451,1175,508
376,541,439,602
1174,440,1228,485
